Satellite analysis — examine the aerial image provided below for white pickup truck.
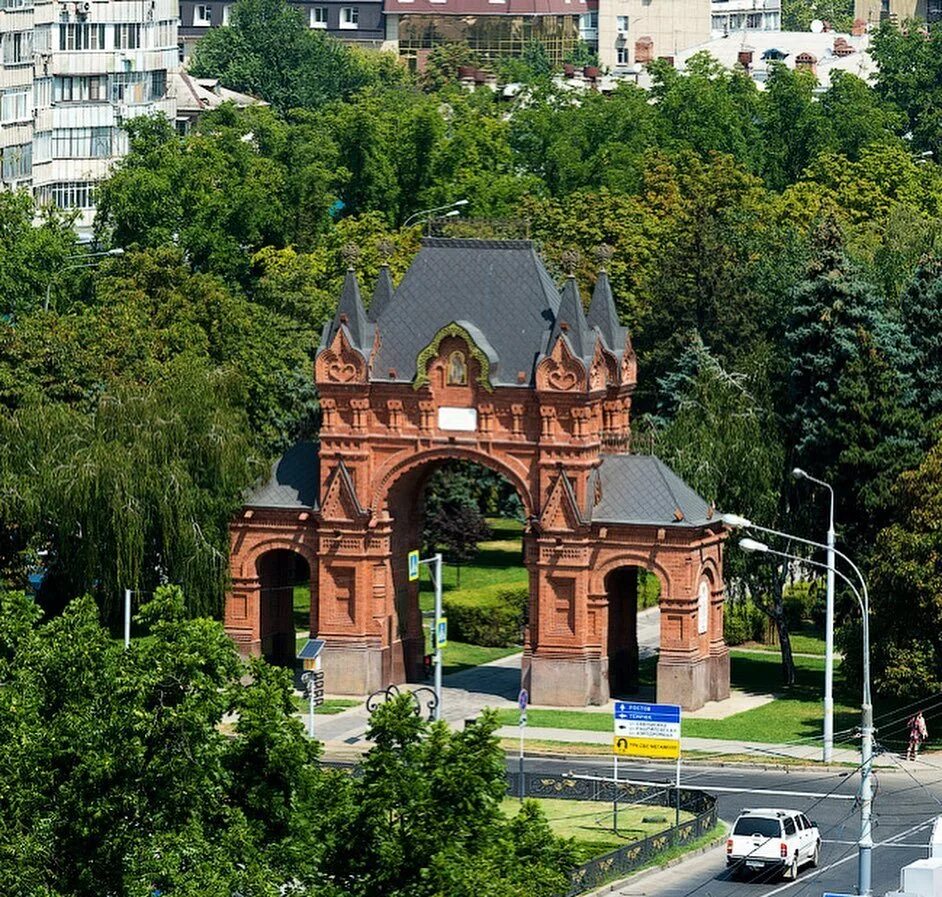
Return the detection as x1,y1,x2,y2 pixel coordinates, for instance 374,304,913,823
726,808,821,880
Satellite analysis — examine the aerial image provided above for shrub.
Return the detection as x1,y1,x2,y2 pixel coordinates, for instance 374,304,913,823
783,580,823,629
724,596,765,645
443,583,528,646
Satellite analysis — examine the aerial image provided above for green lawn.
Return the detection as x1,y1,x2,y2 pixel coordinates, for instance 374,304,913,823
501,797,691,859
443,640,520,676
493,651,861,745
740,626,827,657
291,696,361,715
419,518,527,612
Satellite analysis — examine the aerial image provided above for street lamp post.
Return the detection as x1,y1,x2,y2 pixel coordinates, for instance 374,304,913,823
793,467,837,763
44,248,125,312
737,535,873,897
402,199,469,229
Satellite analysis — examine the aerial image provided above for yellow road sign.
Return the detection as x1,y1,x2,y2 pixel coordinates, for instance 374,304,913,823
408,550,420,582
613,735,680,760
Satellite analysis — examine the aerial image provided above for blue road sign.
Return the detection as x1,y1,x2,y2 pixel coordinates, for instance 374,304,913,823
614,701,681,723
518,689,529,711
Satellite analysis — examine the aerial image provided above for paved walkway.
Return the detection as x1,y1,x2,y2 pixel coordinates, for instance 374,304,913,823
311,607,884,767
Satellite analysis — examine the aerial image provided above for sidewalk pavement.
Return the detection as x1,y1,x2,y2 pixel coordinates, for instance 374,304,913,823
494,725,903,767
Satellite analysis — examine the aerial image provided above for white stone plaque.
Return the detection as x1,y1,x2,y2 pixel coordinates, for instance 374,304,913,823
437,407,477,432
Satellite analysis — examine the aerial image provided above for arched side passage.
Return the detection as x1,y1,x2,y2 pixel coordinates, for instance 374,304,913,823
226,527,319,663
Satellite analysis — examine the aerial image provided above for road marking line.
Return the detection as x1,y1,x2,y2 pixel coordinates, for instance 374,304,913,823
759,818,934,896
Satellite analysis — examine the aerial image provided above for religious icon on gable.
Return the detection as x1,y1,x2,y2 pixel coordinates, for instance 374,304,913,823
447,350,468,386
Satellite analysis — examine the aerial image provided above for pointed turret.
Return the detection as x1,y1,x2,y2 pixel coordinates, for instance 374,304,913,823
369,263,394,322
321,244,375,357
587,269,626,352
547,273,595,365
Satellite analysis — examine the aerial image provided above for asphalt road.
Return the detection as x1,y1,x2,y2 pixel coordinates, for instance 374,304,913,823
522,755,942,897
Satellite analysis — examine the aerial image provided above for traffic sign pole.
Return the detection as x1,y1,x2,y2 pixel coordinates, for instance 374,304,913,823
613,753,619,835
433,552,443,722
675,755,681,828
518,689,528,802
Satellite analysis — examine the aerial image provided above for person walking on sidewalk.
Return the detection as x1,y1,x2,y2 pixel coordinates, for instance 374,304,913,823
907,710,928,760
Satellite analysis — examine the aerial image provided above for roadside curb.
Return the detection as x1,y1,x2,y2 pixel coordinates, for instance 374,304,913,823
581,827,729,896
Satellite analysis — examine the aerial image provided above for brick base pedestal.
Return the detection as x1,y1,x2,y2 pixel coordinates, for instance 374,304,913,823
321,640,385,695
525,652,607,706
657,652,731,711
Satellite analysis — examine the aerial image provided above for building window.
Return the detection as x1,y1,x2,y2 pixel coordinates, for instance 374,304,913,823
3,30,33,64
193,5,212,25
54,75,109,103
222,4,232,23
616,46,629,64
115,23,142,49
446,351,468,386
52,127,114,159
0,89,30,124
37,181,97,210
34,131,51,163
340,6,359,28
1,143,32,183
746,12,761,27
616,14,629,31
310,6,328,27
59,23,105,50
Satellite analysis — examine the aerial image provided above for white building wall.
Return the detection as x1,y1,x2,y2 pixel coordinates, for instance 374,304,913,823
598,0,711,69
0,0,178,232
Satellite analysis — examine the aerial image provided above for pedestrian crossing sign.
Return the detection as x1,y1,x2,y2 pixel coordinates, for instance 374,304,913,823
408,550,420,582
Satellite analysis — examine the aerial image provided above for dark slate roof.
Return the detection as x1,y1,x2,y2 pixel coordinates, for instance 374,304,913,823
369,264,394,322
586,270,627,354
372,239,561,387
244,442,320,510
592,454,716,527
547,275,595,368
322,270,375,358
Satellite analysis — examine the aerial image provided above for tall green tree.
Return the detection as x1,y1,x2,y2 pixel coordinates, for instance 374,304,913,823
868,433,942,698
189,0,390,112
901,254,942,421
785,215,923,555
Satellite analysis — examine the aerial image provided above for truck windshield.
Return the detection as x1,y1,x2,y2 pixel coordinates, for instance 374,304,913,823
733,818,781,838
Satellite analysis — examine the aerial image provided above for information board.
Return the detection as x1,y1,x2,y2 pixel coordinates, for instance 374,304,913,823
612,702,681,759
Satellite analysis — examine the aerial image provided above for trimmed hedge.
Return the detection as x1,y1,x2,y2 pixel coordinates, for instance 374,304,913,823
443,583,528,647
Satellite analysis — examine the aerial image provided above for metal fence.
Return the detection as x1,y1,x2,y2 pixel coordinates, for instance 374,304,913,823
505,772,718,896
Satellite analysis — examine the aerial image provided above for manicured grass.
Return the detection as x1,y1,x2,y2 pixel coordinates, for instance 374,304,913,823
291,696,361,715
493,651,861,745
419,517,527,612
741,626,827,657
443,640,520,676
500,797,691,857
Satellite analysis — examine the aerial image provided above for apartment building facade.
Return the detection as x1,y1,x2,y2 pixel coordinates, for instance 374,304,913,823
0,0,177,233
710,0,780,36
854,0,941,24
178,0,385,60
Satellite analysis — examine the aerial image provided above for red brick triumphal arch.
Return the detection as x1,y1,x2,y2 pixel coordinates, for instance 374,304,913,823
226,239,730,709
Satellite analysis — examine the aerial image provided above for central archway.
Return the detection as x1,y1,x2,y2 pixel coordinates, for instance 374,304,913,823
256,548,311,667
383,452,533,692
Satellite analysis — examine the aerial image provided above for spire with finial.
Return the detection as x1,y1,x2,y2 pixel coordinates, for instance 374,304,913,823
587,244,625,351
369,239,395,322
323,242,373,355
547,250,593,362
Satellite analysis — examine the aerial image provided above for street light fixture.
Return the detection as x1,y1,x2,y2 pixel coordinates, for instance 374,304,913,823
402,199,469,229
792,467,837,764
44,248,126,312
736,535,874,896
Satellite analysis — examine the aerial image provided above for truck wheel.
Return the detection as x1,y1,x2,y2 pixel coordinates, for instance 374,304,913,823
810,843,820,868
788,855,799,880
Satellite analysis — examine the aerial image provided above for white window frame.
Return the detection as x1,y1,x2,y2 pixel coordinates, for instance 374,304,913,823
222,4,232,23
193,4,212,26
310,5,327,27
339,6,359,28
616,15,629,32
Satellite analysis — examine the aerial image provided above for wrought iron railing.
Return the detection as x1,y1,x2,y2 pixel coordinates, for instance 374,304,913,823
505,772,718,896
